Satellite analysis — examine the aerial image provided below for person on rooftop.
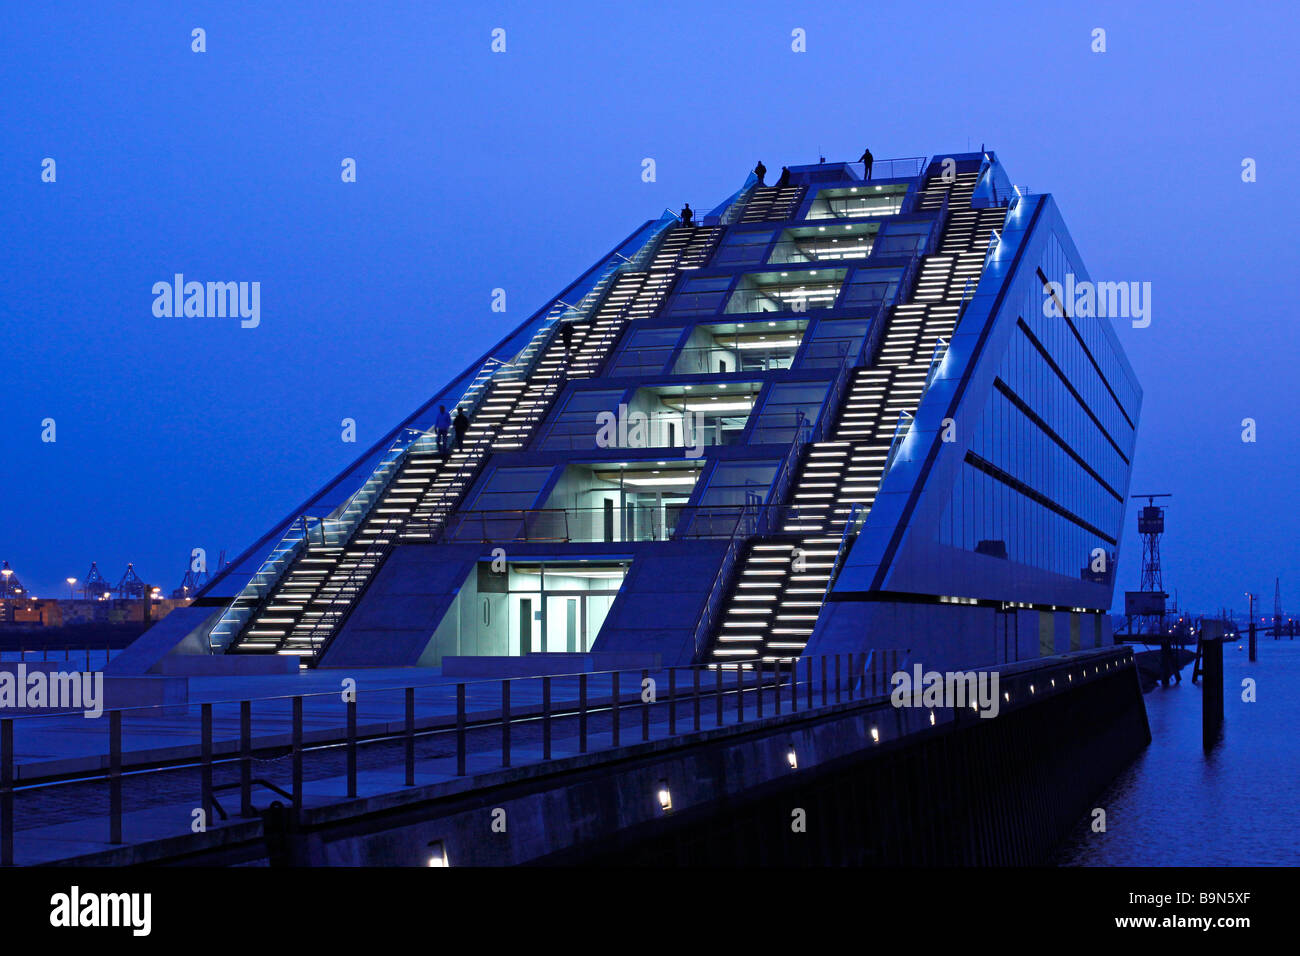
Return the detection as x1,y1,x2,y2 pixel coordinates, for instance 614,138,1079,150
775,166,791,189
680,203,694,227
753,160,767,185
859,147,874,180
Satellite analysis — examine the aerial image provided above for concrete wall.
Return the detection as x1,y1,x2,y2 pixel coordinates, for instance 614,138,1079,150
593,540,729,665
105,604,224,675
298,650,1148,866
319,544,481,668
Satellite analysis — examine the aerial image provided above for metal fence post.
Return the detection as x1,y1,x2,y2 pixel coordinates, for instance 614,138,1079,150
579,674,588,753
836,654,842,703
806,658,814,710
346,695,357,799
669,669,677,734
611,672,620,747
501,679,511,767
692,667,701,732
757,662,764,719
641,669,650,742
201,703,213,830
109,710,122,844
775,661,782,716
821,656,828,707
456,684,467,776
715,666,723,727
1,719,11,866
542,676,552,760
405,687,416,785
848,655,855,701
790,660,797,712
292,696,303,815
240,700,252,817
736,665,744,722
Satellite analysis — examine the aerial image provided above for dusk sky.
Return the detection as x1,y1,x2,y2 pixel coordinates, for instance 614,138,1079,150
2,1,1296,616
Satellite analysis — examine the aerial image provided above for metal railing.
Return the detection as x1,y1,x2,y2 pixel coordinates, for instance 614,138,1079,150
0,647,1135,865
426,503,812,545
852,156,928,181
821,502,870,604
690,503,760,660
882,411,915,476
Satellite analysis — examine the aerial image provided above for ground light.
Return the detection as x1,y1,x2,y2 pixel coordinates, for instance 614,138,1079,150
656,780,672,812
786,747,798,770
426,840,449,867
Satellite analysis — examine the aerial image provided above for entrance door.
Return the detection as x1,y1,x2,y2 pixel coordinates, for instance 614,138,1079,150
519,598,533,655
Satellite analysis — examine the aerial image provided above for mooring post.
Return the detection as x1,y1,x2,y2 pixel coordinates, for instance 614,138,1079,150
1202,620,1225,749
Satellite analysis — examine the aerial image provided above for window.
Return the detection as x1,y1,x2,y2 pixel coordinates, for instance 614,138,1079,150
806,184,908,220
608,327,683,376
466,466,554,512
536,389,626,451
749,381,830,443
665,275,734,317
840,266,902,310
798,318,871,369
712,229,776,267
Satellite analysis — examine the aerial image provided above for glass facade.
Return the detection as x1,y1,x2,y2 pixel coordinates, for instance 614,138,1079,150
936,230,1139,582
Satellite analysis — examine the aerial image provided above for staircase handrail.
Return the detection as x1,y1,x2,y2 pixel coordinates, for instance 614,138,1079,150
691,501,758,661
821,501,869,605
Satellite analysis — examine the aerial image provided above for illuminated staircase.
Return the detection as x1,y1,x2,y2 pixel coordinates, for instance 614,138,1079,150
225,225,721,661
740,184,807,223
709,170,1008,662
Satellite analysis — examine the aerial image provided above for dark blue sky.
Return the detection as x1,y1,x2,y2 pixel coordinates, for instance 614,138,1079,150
2,1,1295,615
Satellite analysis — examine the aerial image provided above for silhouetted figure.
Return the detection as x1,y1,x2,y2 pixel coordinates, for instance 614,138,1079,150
453,407,470,449
434,404,451,455
775,166,791,189
680,203,693,227
859,147,873,180
754,160,767,185
560,321,574,355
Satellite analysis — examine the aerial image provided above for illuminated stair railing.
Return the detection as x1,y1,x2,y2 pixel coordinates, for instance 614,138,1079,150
821,501,869,605
881,410,915,476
